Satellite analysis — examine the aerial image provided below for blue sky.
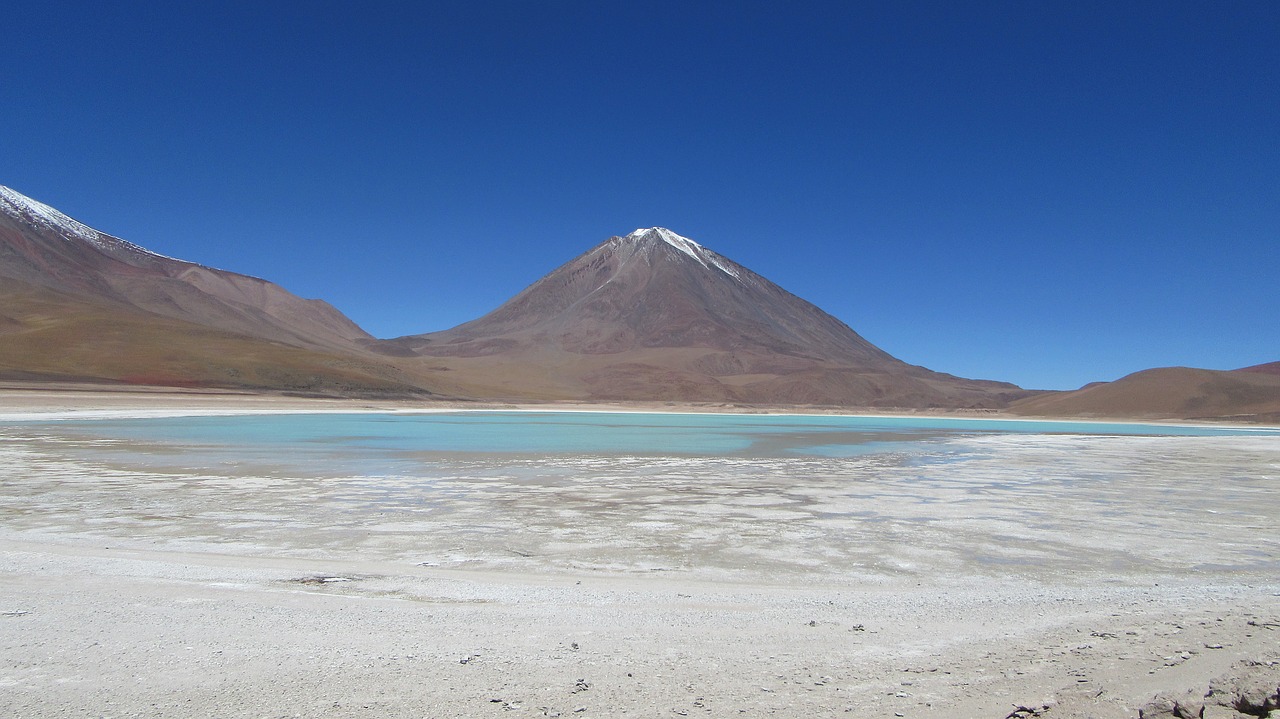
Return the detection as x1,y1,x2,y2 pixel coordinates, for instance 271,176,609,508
4,1,1276,390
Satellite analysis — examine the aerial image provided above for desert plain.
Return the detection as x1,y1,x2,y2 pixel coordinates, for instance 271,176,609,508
1,387,1278,718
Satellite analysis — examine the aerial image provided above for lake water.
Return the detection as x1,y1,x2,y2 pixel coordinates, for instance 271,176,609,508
4,411,1277,579
24,410,1279,464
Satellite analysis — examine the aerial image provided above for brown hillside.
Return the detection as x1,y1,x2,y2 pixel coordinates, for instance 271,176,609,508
1010,366,1280,422
0,279,429,396
0,185,372,354
1236,361,1280,376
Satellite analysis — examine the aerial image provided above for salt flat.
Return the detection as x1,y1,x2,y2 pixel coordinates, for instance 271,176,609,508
1,396,1278,718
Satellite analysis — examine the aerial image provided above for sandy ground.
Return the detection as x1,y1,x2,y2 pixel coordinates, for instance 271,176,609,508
2,387,1279,718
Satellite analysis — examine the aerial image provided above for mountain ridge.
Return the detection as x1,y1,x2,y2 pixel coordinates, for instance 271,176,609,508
0,185,427,395
2,185,1273,419
0,184,372,353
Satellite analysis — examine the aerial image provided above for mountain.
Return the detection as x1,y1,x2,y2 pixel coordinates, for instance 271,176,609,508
1009,365,1280,422
0,185,425,394
13,187,1264,418
0,186,372,352
396,228,1030,407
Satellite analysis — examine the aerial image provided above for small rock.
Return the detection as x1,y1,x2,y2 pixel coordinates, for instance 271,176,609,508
1137,693,1205,718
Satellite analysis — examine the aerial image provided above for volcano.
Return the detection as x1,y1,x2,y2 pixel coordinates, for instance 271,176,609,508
397,228,1028,407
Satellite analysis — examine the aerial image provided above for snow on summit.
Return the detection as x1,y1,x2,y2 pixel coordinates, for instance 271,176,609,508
621,227,742,281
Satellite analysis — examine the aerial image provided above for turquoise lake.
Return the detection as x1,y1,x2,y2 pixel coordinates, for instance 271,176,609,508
28,411,1279,461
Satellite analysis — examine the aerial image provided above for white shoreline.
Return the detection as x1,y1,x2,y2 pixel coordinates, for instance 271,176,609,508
2,383,1276,430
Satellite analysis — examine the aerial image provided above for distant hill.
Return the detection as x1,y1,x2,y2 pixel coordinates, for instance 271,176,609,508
1237,361,1280,377
1009,365,1280,422
394,228,1030,407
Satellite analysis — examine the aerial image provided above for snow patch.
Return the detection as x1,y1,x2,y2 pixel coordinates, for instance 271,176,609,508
623,227,743,281
0,185,104,243
0,185,178,262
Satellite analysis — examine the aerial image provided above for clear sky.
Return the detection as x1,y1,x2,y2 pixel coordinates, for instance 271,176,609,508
4,1,1277,390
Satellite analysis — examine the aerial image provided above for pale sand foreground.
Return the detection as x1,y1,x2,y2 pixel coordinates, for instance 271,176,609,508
1,388,1278,718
